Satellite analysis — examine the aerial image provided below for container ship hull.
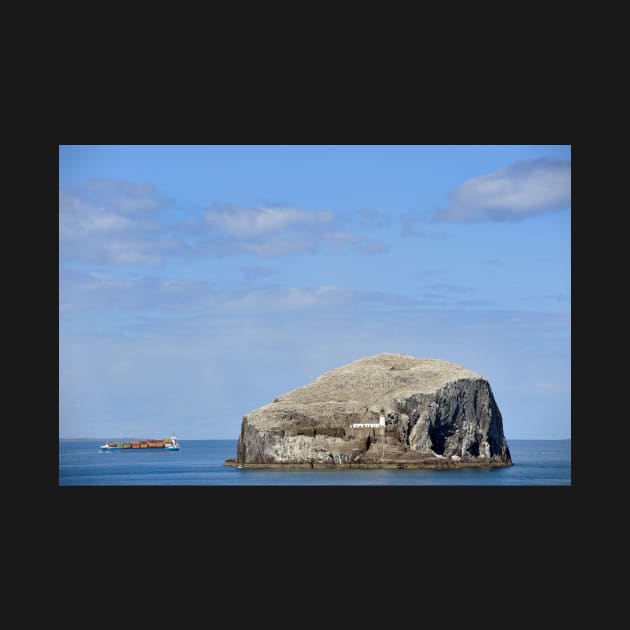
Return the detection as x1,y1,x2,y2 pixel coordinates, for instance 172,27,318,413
100,435,180,451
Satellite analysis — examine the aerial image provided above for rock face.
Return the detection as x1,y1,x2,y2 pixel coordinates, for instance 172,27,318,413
227,353,512,468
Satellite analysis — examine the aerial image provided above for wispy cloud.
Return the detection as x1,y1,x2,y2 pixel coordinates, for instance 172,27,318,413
355,207,391,228
223,286,356,312
60,182,386,264
60,181,174,265
206,204,333,239
237,235,320,257
83,271,132,290
61,270,424,338
435,158,571,222
204,203,387,257
84,179,171,214
324,231,362,246
60,269,217,314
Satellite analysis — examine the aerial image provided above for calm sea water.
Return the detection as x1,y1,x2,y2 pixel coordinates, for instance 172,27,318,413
58,439,571,485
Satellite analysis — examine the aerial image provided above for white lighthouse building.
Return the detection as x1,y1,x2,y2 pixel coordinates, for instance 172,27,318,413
351,410,387,429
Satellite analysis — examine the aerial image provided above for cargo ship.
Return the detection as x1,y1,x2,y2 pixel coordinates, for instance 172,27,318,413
100,434,180,450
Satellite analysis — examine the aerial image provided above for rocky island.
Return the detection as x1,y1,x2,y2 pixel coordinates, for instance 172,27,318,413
224,353,512,469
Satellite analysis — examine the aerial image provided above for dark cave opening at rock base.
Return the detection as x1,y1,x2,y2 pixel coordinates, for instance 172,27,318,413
427,415,456,455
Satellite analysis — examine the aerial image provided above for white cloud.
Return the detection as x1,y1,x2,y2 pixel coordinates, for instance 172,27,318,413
206,205,333,239
224,286,413,313
59,179,184,265
104,240,164,265
61,181,389,264
60,183,175,266
83,213,135,233
60,269,218,315
436,158,571,222
85,271,132,289
325,231,361,245
85,179,169,213
60,269,420,326
239,235,320,257
60,189,144,236
225,286,352,312
202,203,386,257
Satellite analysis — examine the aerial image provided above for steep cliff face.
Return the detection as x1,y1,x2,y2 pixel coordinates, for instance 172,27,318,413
228,353,511,468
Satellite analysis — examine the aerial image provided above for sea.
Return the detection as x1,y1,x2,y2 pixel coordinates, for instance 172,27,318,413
58,439,571,486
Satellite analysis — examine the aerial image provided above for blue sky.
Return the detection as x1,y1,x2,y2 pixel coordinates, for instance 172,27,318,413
59,145,571,440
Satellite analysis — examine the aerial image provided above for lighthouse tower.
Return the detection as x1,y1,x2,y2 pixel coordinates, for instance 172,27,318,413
379,412,386,427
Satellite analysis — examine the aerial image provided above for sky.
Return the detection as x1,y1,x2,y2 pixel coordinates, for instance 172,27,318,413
59,145,571,440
